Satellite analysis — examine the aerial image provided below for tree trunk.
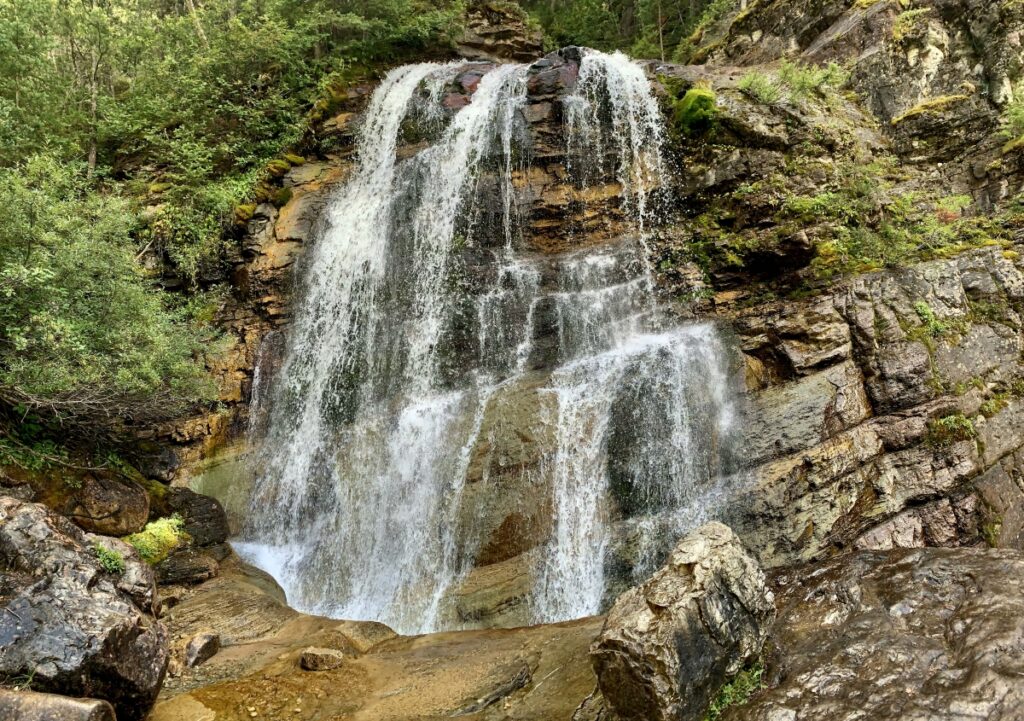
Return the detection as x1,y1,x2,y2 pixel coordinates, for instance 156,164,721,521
87,50,98,178
185,0,209,48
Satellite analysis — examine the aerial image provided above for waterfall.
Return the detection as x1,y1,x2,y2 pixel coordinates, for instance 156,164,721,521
238,50,739,635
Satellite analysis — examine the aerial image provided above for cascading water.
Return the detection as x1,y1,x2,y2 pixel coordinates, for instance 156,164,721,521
239,49,739,634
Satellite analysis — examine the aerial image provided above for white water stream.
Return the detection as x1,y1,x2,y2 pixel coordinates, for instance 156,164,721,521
238,50,738,634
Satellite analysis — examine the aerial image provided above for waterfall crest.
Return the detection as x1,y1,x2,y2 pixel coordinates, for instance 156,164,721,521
239,50,740,634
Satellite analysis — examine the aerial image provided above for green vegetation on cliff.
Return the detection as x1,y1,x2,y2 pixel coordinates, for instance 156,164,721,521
0,0,461,442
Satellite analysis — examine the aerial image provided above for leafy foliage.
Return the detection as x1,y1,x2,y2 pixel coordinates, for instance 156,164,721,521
704,662,764,720
94,543,126,574
739,61,848,105
926,413,977,447
0,0,461,438
520,0,736,60
0,156,216,427
125,514,187,564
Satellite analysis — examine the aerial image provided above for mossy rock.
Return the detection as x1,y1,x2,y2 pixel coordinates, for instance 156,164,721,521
673,86,718,137
265,159,292,177
147,182,173,195
283,153,306,166
253,182,273,203
270,187,293,208
890,95,969,125
234,203,257,224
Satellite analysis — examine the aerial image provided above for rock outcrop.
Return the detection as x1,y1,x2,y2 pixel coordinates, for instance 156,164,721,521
456,0,544,63
0,498,169,721
726,547,1024,721
591,523,775,721
724,246,1024,571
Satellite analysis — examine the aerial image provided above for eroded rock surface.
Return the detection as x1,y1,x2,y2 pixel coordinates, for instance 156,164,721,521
727,547,1024,721
152,556,601,721
592,523,775,721
0,498,169,721
725,246,1024,572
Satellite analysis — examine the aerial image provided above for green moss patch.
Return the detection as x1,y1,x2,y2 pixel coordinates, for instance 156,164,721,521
891,95,969,125
125,515,187,564
673,86,718,137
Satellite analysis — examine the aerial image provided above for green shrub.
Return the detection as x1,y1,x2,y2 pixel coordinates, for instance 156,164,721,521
673,85,718,136
705,663,764,720
94,544,126,574
913,301,949,337
927,413,976,447
892,9,931,41
739,61,847,105
739,71,783,104
126,515,187,564
0,156,217,430
777,60,848,101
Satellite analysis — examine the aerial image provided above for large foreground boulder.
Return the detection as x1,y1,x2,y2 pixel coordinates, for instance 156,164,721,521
591,522,776,721
0,689,115,721
0,497,169,721
728,547,1024,721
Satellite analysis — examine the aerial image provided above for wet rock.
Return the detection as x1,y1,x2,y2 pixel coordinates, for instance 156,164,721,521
299,647,346,671
184,631,221,668
974,452,1024,549
450,550,538,629
591,522,775,721
452,660,531,714
730,547,1024,721
743,360,871,464
156,547,220,585
163,487,229,547
0,690,116,721
0,498,169,721
64,472,150,536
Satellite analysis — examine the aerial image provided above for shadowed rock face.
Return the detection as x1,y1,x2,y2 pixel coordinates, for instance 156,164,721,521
726,547,1024,721
0,498,169,721
592,523,775,721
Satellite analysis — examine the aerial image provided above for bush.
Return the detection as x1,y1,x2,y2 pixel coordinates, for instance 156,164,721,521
738,71,783,104
927,413,977,447
0,156,217,430
94,544,126,574
739,61,847,105
705,663,764,720
125,515,188,564
913,301,949,337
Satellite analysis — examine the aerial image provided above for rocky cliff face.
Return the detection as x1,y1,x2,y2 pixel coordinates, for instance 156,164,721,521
178,0,1024,629
8,0,1024,719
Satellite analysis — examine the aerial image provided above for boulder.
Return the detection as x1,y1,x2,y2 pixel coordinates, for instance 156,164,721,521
156,547,220,585
591,522,776,721
729,547,1024,720
299,647,346,671
64,472,150,536
184,631,221,668
163,487,229,547
0,498,169,721
0,690,116,721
